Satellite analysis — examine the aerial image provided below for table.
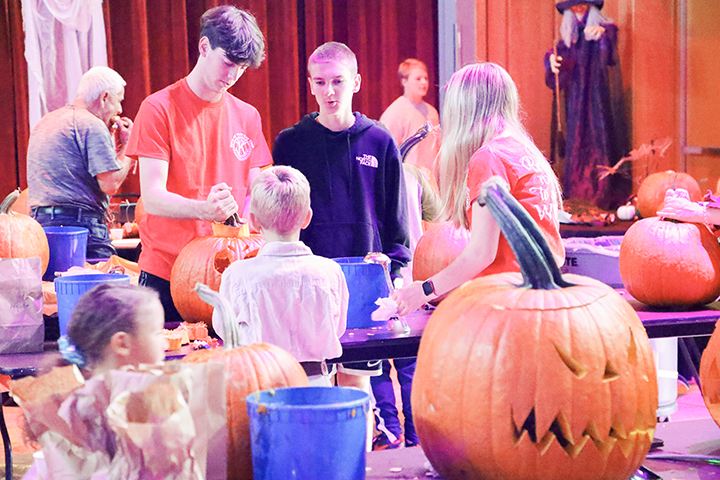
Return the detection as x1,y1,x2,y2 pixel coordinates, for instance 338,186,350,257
560,220,634,238
365,418,720,479
2,297,719,480
111,238,141,263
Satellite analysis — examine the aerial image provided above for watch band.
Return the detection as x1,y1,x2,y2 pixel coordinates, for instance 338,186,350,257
422,279,435,296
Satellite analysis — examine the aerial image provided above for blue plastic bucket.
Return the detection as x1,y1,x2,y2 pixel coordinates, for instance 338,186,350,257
247,387,370,480
334,257,389,328
54,274,130,336
43,226,88,281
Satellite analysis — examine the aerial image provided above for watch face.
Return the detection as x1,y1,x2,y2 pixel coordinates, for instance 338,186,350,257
422,280,434,296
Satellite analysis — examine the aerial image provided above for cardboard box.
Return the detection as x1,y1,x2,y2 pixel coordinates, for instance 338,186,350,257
561,236,624,288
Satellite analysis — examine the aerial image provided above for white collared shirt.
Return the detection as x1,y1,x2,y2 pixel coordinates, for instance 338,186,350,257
213,241,348,362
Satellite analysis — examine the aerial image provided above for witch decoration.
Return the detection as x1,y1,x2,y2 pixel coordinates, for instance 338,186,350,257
544,0,631,211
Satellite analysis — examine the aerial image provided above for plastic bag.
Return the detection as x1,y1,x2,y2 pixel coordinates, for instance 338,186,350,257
0,257,44,353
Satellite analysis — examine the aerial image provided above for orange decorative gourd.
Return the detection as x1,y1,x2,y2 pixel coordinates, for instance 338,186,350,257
0,189,49,275
412,178,657,480
700,320,720,427
183,284,308,480
636,170,701,219
171,222,264,323
619,217,720,306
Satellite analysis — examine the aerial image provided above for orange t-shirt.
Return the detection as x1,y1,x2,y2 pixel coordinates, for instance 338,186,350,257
467,132,564,277
125,78,272,280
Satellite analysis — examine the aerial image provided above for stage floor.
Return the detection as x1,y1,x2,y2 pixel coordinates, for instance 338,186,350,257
2,382,718,479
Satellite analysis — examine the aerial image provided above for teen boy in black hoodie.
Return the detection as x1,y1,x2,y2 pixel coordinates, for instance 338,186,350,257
273,42,411,390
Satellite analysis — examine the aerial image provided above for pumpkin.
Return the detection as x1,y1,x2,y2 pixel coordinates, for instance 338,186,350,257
412,221,469,303
0,189,50,275
700,320,720,427
170,222,264,323
14,188,30,215
183,284,308,480
134,196,147,225
619,217,720,306
412,177,657,480
636,170,701,219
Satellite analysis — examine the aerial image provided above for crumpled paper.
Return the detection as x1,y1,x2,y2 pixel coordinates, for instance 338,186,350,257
11,361,227,480
371,297,409,333
371,297,399,321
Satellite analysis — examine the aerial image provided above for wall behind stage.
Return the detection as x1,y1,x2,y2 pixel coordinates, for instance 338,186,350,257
474,0,687,194
0,0,438,198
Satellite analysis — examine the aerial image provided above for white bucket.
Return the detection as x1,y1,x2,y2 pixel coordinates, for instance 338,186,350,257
650,337,678,418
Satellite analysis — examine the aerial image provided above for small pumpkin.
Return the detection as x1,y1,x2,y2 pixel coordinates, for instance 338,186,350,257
412,177,657,480
170,222,264,323
183,284,308,480
412,221,469,302
699,320,720,428
636,170,701,219
0,189,50,275
619,217,720,306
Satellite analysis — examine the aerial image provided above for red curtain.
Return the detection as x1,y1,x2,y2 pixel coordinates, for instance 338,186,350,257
1,0,438,197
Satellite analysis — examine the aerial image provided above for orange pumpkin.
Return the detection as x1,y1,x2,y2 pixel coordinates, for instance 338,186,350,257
412,178,657,480
699,320,720,427
14,188,30,215
412,221,469,303
0,190,49,275
636,170,701,219
619,217,720,306
170,222,264,323
183,284,308,480
134,196,147,225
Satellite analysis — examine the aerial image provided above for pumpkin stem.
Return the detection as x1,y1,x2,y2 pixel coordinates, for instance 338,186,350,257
399,122,431,161
1,189,21,215
194,283,260,349
479,177,572,290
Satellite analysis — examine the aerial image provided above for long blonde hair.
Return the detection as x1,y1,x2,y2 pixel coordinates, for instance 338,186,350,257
438,63,561,228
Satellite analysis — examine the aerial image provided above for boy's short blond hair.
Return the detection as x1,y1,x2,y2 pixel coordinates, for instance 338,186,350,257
308,41,358,76
250,166,311,236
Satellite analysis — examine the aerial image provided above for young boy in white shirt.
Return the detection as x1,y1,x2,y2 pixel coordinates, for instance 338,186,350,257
212,166,349,386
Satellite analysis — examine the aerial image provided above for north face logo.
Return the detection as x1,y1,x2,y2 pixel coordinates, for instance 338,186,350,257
356,154,378,168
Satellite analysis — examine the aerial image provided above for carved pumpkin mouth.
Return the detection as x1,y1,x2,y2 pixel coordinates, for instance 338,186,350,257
512,407,655,458
509,330,653,459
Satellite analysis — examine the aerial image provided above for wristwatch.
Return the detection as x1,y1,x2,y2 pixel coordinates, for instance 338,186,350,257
422,279,436,297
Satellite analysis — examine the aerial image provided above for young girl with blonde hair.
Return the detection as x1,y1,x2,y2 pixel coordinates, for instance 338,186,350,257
394,63,565,315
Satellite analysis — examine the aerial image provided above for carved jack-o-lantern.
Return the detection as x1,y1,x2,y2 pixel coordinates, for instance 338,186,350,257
170,222,264,323
412,178,658,480
700,320,720,427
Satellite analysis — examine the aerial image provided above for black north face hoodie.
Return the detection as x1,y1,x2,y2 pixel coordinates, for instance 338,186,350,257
273,112,411,276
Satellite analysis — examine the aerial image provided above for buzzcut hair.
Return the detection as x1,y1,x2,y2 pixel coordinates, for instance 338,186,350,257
67,283,161,368
250,166,311,236
308,41,358,76
200,5,266,67
75,66,126,104
398,58,428,82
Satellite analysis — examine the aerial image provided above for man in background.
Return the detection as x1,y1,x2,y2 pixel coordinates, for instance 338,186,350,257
27,66,134,260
